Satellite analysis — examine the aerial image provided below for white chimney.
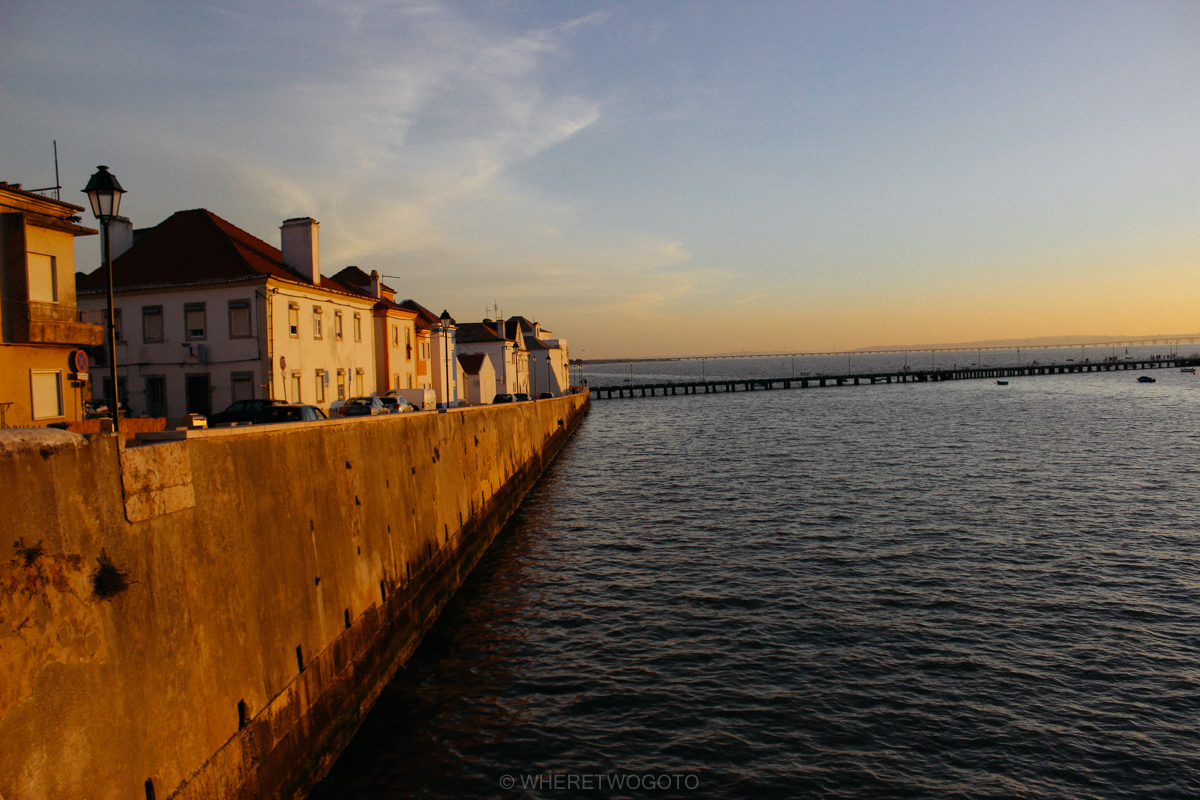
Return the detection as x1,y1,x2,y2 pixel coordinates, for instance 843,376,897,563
280,217,320,285
109,216,134,259
370,269,382,298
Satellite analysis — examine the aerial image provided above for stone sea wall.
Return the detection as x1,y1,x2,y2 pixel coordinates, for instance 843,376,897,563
0,394,588,800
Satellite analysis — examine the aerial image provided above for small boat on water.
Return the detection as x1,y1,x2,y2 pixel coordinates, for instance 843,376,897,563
996,380,1008,385
1181,368,1195,374
1137,376,1156,383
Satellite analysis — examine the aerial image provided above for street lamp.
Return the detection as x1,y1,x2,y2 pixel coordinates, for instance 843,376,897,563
513,341,521,394
439,310,453,408
83,166,126,434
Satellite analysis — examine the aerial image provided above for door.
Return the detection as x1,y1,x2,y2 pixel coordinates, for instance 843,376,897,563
185,374,211,416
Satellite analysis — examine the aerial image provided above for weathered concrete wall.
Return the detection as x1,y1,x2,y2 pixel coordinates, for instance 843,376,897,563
0,394,588,800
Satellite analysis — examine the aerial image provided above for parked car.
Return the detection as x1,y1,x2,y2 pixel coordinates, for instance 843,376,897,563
386,388,436,411
492,393,515,404
377,396,416,414
538,392,554,399
336,396,389,417
208,399,286,425
252,404,327,424
512,393,532,402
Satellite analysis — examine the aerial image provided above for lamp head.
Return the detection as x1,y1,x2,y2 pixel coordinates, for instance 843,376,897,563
82,166,126,220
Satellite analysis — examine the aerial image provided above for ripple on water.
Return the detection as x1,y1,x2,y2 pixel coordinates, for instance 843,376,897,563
312,373,1200,799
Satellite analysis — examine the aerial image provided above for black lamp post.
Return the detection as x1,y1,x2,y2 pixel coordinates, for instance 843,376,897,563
513,341,520,394
83,166,126,434
439,310,453,408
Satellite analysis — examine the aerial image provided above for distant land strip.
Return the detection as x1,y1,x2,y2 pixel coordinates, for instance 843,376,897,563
578,334,1200,365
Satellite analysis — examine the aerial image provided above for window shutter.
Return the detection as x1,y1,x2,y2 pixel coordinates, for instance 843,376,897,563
28,253,57,303
30,371,63,419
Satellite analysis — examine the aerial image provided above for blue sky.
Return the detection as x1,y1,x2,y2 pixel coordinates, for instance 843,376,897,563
3,1,1198,358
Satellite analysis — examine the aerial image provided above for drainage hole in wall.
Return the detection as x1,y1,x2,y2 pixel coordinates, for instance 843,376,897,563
238,700,248,730
295,645,304,672
344,609,351,629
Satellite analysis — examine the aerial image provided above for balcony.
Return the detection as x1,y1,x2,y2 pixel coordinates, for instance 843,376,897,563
3,299,105,346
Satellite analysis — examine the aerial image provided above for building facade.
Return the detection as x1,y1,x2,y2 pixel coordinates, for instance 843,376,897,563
0,182,104,428
509,316,570,397
456,319,527,397
77,211,378,423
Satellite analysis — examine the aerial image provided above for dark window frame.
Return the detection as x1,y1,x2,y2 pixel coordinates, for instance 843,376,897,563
184,302,207,341
228,300,253,339
142,305,164,343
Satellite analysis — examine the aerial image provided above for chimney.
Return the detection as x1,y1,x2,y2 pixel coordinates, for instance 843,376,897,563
280,217,320,285
108,216,134,259
370,269,382,298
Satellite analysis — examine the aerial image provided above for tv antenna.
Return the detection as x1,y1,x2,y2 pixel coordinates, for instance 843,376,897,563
28,140,62,200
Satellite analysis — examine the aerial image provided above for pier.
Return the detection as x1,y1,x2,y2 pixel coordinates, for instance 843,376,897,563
588,357,1200,400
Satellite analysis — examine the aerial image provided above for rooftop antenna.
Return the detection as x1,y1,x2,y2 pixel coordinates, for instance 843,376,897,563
29,140,63,200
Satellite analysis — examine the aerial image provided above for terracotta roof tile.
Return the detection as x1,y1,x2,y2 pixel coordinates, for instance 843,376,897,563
77,209,367,302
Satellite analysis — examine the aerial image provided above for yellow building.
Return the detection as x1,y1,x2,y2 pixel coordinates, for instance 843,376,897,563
0,182,103,428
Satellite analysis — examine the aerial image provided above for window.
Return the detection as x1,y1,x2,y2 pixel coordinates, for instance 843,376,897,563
113,308,123,342
30,370,63,419
406,374,413,389
336,370,346,401
420,341,427,360
184,303,207,340
313,306,323,340
145,375,167,417
315,370,326,403
391,325,398,347
288,303,300,338
228,300,252,338
355,369,363,396
231,372,254,403
334,311,343,341
405,327,412,361
27,253,57,303
143,305,164,343
290,372,302,403
353,313,362,342
393,374,400,390
102,376,128,410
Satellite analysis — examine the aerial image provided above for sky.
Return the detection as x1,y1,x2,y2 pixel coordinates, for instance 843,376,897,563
3,1,1199,359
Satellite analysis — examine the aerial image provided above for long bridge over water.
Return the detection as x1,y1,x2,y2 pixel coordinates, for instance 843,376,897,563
587,356,1200,400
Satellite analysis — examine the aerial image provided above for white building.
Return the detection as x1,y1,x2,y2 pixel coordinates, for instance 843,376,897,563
455,319,526,396
77,211,379,423
508,316,570,397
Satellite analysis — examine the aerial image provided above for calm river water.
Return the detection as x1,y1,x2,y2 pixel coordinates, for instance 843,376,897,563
311,366,1200,799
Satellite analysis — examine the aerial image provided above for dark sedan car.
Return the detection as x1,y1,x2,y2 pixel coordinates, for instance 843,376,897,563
512,393,532,402
336,397,388,417
209,399,285,425
252,404,327,424
492,393,515,404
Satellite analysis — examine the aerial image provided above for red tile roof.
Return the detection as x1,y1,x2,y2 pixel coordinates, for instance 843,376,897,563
398,298,445,330
456,320,507,344
77,208,367,302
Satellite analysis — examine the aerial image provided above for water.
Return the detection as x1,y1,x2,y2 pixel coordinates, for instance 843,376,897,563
311,369,1200,799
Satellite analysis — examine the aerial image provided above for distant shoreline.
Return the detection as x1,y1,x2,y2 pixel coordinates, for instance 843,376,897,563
578,334,1200,364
